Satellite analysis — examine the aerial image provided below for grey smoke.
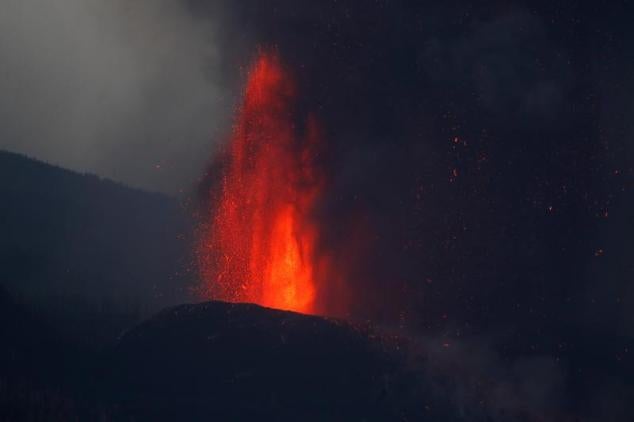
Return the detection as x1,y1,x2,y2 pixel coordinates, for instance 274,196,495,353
0,0,233,194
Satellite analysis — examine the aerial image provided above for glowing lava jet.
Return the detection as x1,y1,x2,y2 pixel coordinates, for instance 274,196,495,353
198,51,326,314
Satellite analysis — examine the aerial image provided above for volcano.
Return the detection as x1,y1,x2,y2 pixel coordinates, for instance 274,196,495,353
198,51,331,315
112,301,432,421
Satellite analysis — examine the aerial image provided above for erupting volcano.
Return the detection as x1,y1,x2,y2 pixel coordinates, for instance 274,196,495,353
198,50,327,314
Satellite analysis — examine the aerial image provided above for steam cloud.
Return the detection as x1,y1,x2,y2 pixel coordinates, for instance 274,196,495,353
0,0,231,193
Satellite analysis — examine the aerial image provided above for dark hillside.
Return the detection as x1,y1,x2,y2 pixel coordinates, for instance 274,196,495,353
0,150,194,344
113,301,448,421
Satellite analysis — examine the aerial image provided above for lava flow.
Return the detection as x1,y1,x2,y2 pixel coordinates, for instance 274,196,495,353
198,50,326,314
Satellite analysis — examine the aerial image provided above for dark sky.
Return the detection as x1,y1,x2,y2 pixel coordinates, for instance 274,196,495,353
186,0,634,331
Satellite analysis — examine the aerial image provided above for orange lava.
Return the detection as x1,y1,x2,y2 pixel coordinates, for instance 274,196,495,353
198,50,325,314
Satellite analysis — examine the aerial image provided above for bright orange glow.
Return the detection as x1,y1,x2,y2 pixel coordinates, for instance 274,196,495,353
198,50,324,314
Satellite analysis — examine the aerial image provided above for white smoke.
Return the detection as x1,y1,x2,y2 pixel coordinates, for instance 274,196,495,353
0,0,232,193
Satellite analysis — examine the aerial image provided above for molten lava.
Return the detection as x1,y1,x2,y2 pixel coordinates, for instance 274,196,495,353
199,51,325,314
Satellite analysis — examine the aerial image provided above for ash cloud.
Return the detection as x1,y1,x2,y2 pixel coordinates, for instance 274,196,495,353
392,332,633,421
421,10,572,126
0,0,232,194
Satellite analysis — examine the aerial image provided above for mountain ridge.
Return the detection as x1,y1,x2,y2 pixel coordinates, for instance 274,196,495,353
0,149,195,346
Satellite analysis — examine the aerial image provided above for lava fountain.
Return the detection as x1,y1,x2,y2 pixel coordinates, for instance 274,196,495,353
198,50,328,314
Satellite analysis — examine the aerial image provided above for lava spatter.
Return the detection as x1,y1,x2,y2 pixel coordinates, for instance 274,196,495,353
198,51,326,314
